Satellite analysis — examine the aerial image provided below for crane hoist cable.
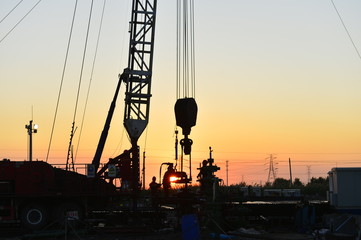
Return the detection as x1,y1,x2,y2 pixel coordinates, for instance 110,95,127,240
74,0,108,162
71,0,94,129
174,0,197,182
175,0,197,159
66,0,95,169
46,0,79,162
176,0,196,99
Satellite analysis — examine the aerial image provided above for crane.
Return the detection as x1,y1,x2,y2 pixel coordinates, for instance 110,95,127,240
91,0,157,192
91,0,197,193
122,0,157,191
159,0,198,189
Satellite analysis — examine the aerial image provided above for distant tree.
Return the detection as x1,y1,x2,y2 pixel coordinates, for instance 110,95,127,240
272,178,291,189
310,177,328,185
234,182,247,187
302,176,329,199
292,178,304,188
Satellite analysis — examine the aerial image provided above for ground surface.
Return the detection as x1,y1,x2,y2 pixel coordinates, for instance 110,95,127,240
0,228,315,240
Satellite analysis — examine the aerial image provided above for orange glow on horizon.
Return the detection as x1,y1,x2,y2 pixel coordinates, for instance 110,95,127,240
1,1,361,191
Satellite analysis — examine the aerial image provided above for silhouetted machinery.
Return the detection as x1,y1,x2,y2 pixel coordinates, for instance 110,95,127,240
0,159,116,229
197,147,221,198
159,146,221,199
159,112,198,192
0,0,158,230
91,0,158,192
0,0,209,231
175,98,198,156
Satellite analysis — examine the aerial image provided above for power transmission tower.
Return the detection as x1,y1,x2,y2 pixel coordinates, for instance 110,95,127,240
266,154,277,184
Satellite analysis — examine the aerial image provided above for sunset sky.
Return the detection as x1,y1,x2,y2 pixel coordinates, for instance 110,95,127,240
0,0,360,187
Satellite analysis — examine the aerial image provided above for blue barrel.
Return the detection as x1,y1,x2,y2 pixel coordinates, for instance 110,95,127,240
181,214,200,240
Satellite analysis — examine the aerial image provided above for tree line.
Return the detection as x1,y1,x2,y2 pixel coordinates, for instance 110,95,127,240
224,176,329,200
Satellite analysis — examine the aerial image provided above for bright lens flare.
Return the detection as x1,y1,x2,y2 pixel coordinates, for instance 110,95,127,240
169,176,178,182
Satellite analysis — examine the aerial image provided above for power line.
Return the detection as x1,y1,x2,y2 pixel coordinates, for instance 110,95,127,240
75,0,107,162
330,0,361,60
0,0,24,25
66,0,95,168
46,0,79,162
0,0,42,44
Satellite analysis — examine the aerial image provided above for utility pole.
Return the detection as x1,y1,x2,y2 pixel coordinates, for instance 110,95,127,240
25,120,38,161
307,165,311,183
289,158,293,187
226,160,229,186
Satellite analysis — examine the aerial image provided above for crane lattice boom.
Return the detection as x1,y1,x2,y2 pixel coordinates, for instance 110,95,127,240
123,0,157,143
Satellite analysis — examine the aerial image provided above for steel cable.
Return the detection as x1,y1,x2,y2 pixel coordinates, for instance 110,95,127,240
176,0,196,99
75,0,107,162
0,0,24,25
71,0,94,125
176,0,181,99
65,0,95,166
46,0,79,162
189,0,194,98
0,0,42,44
330,0,361,61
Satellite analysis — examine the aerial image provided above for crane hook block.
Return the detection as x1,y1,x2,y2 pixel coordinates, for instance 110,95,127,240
174,98,198,136
180,138,193,155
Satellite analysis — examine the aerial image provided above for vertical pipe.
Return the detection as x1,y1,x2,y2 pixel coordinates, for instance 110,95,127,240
226,160,229,186
142,151,145,190
29,120,33,162
181,150,183,172
289,158,293,187
175,130,178,161
189,153,192,181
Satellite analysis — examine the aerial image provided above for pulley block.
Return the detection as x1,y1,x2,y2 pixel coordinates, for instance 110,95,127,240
174,98,198,136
